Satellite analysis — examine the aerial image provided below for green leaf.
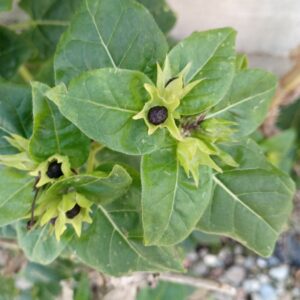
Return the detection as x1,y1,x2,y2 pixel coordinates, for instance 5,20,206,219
137,282,194,300
38,165,132,205
260,129,296,174
167,28,236,115
197,139,295,257
105,169,143,238
137,0,176,34
29,81,90,167
16,222,72,264
0,26,31,79
0,81,32,154
47,69,166,155
54,0,168,84
20,0,82,59
71,208,183,276
0,275,18,300
74,274,91,300
206,69,277,137
0,168,34,226
0,0,12,11
141,144,213,246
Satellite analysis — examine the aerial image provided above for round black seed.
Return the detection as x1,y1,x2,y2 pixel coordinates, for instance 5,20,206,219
46,160,63,179
66,204,81,219
147,106,168,125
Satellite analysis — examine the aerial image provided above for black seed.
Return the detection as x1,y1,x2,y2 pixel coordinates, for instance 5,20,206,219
66,204,81,219
46,160,63,179
165,76,178,87
147,106,168,125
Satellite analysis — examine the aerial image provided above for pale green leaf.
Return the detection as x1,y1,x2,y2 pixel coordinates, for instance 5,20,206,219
17,222,73,264
47,69,166,155
71,208,184,276
137,282,194,300
206,69,277,137
54,0,168,84
167,28,236,115
141,144,213,246
137,0,176,34
29,81,90,167
197,139,295,257
0,82,32,154
38,165,132,205
0,167,34,226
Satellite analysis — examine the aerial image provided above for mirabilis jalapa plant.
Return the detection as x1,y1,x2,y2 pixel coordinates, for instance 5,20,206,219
0,0,295,276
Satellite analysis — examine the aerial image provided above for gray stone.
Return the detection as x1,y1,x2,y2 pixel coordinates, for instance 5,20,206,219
243,279,261,293
257,258,268,269
203,254,221,268
223,266,246,286
260,284,277,300
269,265,289,281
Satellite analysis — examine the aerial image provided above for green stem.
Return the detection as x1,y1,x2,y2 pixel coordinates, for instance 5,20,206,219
87,143,104,173
7,20,69,31
18,65,34,83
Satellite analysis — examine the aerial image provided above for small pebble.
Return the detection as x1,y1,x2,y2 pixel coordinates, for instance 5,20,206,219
223,266,246,286
257,258,268,269
267,256,280,268
243,279,261,293
244,256,256,270
269,265,289,281
192,262,208,276
203,254,220,267
259,284,277,300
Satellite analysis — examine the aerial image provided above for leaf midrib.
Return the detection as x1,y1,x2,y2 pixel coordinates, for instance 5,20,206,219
66,94,139,114
0,179,32,209
206,87,274,119
212,174,278,235
98,205,179,272
85,0,117,69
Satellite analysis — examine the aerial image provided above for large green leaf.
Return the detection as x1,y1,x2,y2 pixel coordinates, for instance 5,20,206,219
54,0,168,84
16,222,72,264
20,0,82,59
137,0,176,34
29,82,90,167
141,144,213,246
0,81,32,154
0,27,31,79
137,282,194,300
38,165,132,205
105,169,143,238
167,28,236,115
47,69,166,155
197,139,295,256
71,208,183,276
0,168,34,226
206,69,277,137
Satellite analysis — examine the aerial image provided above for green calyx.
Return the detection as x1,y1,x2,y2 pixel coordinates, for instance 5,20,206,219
30,154,72,187
133,56,202,141
35,192,93,241
0,134,36,171
177,118,238,186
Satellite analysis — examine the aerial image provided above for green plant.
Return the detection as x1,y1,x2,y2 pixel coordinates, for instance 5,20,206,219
0,0,295,277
